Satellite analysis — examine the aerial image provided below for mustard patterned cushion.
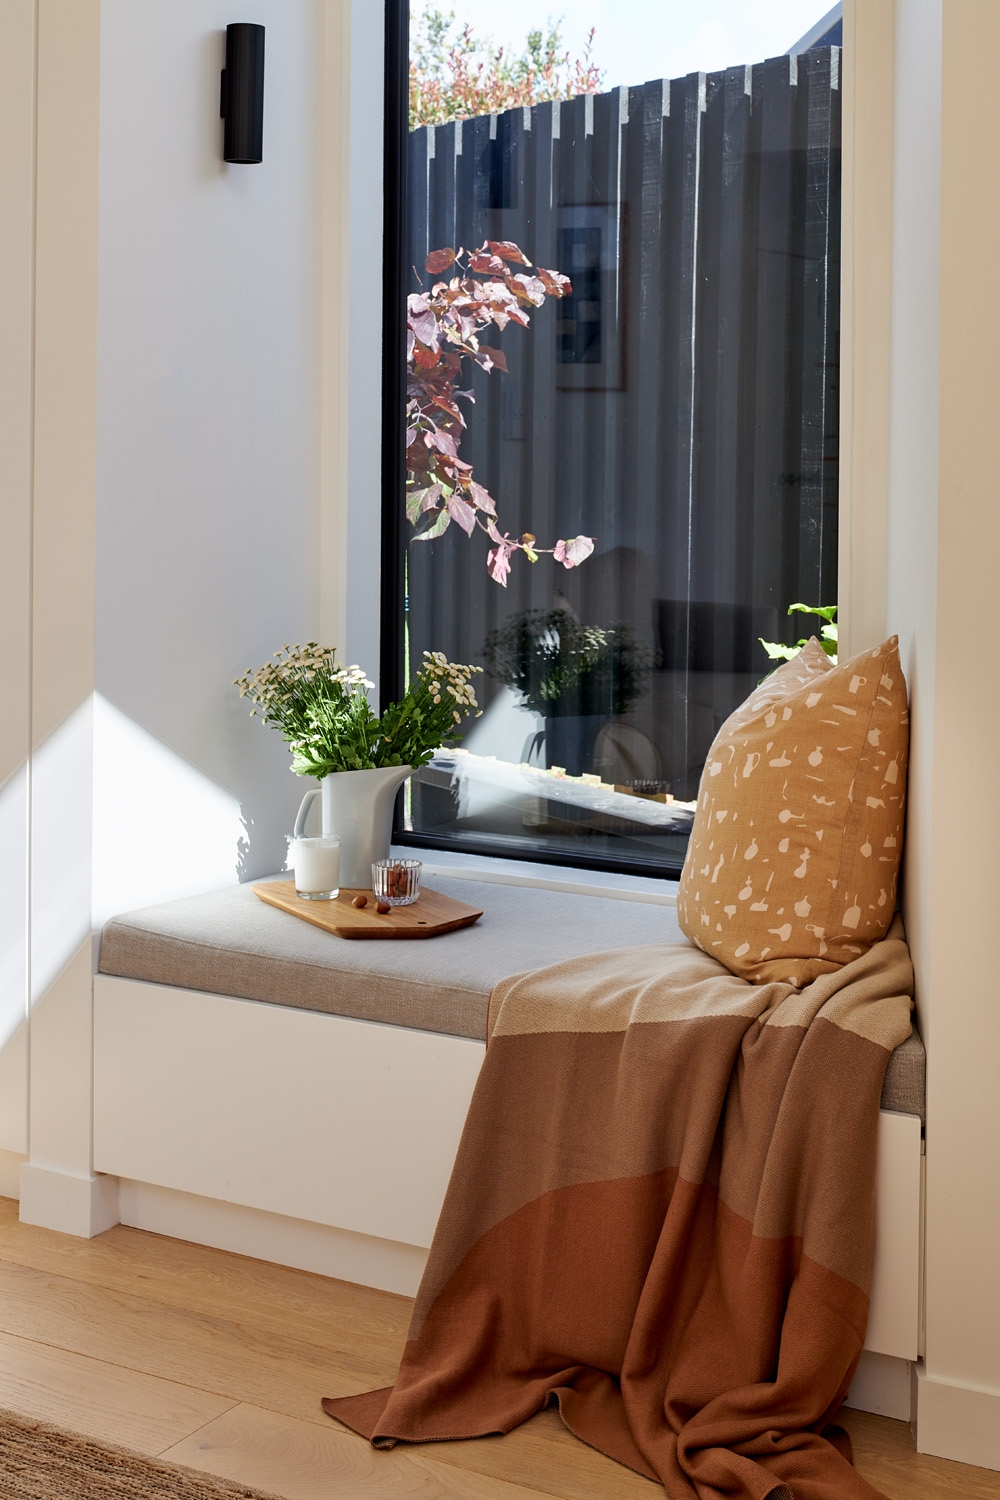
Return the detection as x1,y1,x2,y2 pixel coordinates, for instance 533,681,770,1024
676,636,909,986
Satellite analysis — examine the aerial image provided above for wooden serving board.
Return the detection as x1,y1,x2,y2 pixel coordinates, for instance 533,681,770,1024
252,881,483,940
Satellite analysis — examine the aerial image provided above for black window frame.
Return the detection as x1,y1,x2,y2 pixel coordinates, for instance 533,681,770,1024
380,0,409,712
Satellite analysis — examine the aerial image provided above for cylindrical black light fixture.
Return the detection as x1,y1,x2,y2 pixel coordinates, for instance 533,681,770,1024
220,23,265,163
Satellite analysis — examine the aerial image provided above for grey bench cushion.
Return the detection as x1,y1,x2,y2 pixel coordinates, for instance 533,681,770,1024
879,1031,925,1119
98,876,925,1118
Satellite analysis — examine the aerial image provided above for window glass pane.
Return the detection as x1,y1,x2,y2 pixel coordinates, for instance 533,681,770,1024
399,2,842,875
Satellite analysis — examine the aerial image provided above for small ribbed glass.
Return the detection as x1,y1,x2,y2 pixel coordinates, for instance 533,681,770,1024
372,858,422,906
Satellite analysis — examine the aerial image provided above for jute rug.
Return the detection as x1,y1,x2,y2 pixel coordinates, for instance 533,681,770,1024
0,1410,284,1500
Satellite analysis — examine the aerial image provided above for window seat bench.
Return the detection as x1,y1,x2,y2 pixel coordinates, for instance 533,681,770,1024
93,875,924,1412
98,876,925,1116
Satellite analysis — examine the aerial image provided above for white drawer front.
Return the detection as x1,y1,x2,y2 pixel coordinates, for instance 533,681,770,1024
94,975,485,1249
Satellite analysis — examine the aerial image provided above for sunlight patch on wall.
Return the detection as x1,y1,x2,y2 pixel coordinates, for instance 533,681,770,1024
31,699,93,1007
92,694,242,928
0,765,28,1048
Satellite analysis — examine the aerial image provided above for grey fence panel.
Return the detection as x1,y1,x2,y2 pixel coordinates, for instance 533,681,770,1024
404,52,841,796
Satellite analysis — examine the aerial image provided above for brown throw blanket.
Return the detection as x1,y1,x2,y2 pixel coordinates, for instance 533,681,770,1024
325,920,913,1500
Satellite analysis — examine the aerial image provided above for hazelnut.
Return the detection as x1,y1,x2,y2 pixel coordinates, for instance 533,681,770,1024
375,900,391,914
352,895,367,909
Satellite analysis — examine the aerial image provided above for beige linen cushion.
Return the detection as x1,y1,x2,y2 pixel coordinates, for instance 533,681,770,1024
677,636,909,986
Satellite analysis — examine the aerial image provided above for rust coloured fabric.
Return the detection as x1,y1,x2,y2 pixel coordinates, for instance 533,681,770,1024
324,922,913,1500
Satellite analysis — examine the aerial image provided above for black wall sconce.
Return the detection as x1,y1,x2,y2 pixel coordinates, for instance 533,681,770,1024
220,23,265,163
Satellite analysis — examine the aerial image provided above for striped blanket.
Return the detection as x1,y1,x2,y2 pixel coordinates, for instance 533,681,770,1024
325,919,913,1500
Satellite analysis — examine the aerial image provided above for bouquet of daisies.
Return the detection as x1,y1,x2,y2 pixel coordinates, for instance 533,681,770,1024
235,644,481,778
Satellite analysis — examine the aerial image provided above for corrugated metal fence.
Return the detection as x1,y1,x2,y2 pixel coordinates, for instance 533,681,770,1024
405,48,841,793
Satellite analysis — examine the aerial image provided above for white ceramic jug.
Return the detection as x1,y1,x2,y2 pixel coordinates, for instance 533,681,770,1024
293,765,412,888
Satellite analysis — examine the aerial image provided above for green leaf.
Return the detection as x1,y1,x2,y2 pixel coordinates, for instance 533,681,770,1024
412,508,451,542
788,602,838,623
405,492,422,525
759,638,802,661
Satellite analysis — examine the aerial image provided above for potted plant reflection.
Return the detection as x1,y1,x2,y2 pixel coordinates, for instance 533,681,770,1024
483,609,653,777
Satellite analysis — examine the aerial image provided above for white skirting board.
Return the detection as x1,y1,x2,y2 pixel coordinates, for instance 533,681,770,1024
845,1351,913,1421
0,1149,26,1201
916,1369,1000,1472
118,1179,428,1297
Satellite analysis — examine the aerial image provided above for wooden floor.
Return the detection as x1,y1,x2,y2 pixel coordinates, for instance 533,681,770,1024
0,1199,997,1499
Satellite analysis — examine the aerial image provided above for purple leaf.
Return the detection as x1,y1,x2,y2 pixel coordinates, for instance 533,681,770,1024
513,273,546,306
487,544,513,586
426,429,458,458
469,251,507,275
468,481,496,516
477,346,508,373
446,494,476,534
553,535,596,568
537,266,573,297
486,240,532,266
409,309,439,346
425,247,457,275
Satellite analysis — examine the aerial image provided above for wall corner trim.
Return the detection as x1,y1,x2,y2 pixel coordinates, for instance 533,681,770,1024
838,0,896,656
18,1162,119,1238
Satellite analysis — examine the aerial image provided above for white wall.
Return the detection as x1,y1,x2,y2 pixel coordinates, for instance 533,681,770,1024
873,0,1000,1468
6,0,339,1232
885,1,940,1030
0,1,35,1156
18,0,104,1229
916,0,1000,1467
94,0,325,907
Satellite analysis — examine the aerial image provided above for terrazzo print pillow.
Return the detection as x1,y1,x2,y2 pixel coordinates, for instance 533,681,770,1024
677,636,909,986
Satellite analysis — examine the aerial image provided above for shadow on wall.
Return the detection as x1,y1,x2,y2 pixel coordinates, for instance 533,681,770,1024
198,30,228,185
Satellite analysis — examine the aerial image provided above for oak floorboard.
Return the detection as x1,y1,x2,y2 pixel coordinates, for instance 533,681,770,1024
0,1257,377,1419
161,1402,559,1500
0,1327,236,1455
0,1199,411,1374
322,1404,655,1500
841,1409,1000,1500
0,1211,653,1500
1,1202,997,1500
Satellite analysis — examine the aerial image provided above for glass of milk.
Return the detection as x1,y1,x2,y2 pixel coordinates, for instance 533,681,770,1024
289,835,341,900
